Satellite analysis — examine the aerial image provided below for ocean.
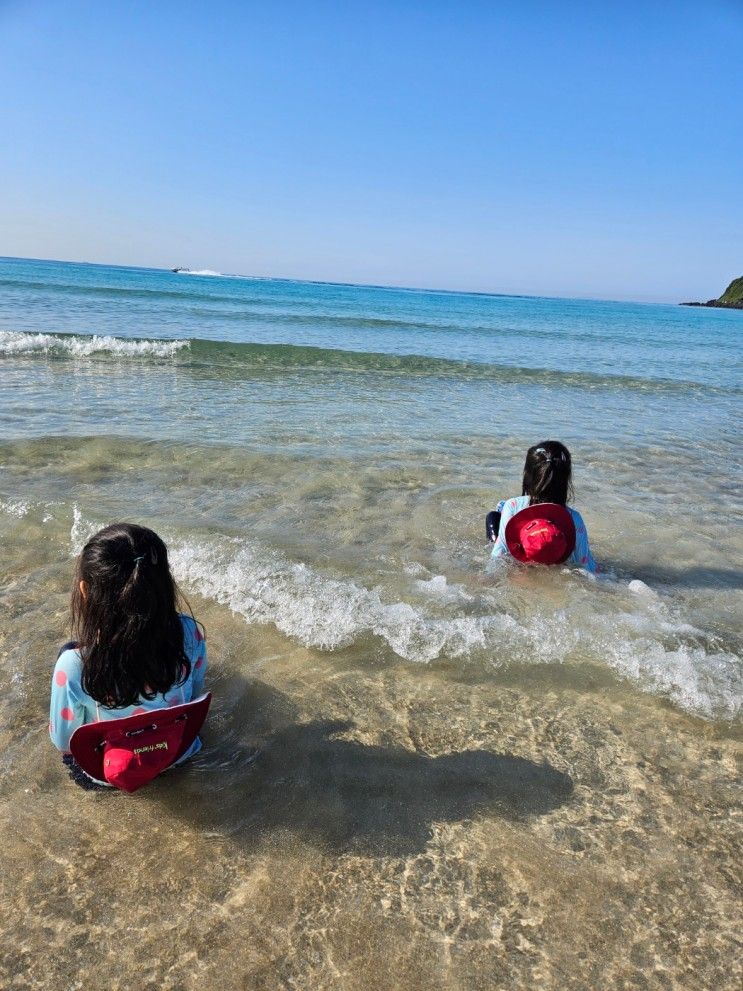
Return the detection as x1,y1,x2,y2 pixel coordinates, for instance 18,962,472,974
1,255,740,990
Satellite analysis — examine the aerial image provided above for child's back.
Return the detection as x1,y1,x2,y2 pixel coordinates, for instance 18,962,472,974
49,523,209,787
488,442,598,572
50,613,207,756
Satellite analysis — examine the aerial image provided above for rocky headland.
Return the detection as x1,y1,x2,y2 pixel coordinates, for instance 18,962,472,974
682,275,743,309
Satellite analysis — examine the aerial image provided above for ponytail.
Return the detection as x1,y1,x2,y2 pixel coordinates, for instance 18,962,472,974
522,441,573,506
72,523,190,708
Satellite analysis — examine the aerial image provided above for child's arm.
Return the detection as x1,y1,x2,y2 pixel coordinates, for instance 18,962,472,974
49,649,86,752
571,512,599,573
490,498,520,558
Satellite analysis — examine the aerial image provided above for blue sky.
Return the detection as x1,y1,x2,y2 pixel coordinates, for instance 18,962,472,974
1,1,741,300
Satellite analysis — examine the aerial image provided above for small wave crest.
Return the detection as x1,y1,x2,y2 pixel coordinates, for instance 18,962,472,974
167,534,742,723
0,330,733,394
0,330,190,359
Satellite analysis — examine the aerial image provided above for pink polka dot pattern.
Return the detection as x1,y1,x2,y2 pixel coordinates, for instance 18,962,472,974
195,627,204,642
55,670,68,686
132,707,146,715
195,657,204,669
60,707,75,720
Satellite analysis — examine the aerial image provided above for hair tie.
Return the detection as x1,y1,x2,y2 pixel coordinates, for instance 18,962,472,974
133,555,145,564
535,447,566,464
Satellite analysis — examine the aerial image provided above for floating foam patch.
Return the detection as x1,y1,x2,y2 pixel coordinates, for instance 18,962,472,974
0,499,31,518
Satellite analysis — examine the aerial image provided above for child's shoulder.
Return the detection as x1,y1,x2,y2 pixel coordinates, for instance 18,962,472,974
53,643,83,681
503,495,529,512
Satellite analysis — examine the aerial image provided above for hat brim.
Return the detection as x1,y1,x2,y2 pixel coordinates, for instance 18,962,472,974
70,692,211,783
505,503,576,564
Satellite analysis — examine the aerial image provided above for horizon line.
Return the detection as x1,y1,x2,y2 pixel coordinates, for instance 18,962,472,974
0,253,688,307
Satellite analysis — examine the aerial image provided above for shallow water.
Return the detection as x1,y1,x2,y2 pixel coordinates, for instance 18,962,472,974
0,257,741,990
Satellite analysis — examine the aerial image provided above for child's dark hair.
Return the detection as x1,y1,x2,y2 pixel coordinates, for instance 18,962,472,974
522,440,573,506
72,523,190,708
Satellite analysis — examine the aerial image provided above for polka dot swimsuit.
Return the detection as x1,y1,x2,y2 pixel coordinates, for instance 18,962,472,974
49,614,208,758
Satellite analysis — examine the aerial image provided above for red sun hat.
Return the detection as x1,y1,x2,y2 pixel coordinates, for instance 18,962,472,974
505,503,576,565
70,692,211,792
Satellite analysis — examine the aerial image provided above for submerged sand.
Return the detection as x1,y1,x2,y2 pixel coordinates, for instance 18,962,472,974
1,583,740,991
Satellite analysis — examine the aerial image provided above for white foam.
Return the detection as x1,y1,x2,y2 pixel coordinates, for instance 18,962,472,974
628,578,657,598
70,504,99,555
0,330,189,359
167,534,742,722
0,499,31,518
175,269,223,277
414,574,474,603
600,635,741,722
169,537,510,661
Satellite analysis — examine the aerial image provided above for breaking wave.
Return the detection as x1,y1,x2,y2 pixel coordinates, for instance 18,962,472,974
1,330,731,394
166,533,742,723
0,330,189,359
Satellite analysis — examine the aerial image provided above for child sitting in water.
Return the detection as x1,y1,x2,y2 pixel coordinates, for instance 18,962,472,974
486,440,598,573
50,523,208,786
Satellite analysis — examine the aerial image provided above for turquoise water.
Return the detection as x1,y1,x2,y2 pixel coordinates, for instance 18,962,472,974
1,257,739,454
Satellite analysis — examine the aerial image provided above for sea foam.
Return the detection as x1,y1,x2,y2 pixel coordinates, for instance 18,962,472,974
167,533,742,723
175,269,224,277
0,499,31,518
0,330,189,359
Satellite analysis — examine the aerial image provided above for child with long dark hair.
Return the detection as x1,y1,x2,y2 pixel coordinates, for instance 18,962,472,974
487,440,598,572
50,523,207,780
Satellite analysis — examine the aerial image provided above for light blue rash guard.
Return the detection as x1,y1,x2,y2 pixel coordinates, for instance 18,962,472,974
491,496,598,573
49,614,208,759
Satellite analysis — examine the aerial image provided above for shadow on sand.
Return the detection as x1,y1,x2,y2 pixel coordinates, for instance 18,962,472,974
158,678,574,856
